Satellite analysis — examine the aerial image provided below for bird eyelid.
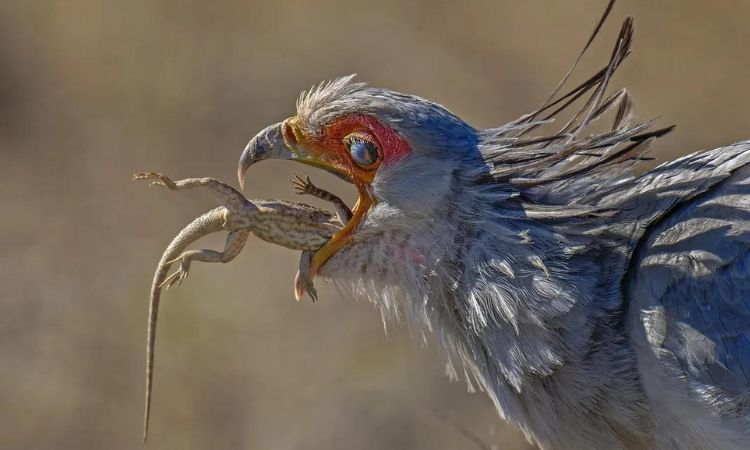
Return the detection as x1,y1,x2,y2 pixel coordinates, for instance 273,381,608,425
343,132,381,170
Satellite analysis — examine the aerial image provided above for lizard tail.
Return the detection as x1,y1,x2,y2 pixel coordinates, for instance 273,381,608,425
144,207,226,442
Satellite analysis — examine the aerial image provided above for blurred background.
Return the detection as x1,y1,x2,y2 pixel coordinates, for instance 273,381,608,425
1,1,748,449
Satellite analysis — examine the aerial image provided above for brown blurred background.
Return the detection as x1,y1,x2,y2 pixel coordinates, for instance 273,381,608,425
0,1,748,449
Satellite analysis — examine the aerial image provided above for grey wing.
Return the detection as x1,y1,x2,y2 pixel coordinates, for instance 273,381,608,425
627,155,750,423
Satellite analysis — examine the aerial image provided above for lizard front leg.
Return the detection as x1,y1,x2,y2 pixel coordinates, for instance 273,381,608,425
291,174,353,224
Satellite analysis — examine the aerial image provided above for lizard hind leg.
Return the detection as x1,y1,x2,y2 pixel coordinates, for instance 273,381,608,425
133,171,250,213
160,229,251,290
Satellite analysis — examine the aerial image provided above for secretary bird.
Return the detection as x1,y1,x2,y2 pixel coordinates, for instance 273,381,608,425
144,3,750,448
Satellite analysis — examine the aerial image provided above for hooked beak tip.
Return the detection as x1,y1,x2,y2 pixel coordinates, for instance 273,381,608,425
237,121,292,192
237,165,246,191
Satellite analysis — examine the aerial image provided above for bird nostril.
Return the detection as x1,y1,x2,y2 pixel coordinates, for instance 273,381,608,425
282,120,299,148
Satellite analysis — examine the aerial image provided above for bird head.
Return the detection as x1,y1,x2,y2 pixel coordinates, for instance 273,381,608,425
238,76,482,280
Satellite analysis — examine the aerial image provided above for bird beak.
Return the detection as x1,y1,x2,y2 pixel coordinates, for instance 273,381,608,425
238,117,374,278
238,119,351,190
238,122,293,190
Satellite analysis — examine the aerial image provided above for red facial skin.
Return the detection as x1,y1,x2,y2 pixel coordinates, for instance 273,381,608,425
300,114,412,184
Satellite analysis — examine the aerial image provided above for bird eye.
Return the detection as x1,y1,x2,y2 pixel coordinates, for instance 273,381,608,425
344,134,380,168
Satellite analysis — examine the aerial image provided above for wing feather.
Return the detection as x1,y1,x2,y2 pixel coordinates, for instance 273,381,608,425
626,144,750,433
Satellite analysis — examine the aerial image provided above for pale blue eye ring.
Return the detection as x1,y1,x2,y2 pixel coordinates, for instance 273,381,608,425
344,134,380,168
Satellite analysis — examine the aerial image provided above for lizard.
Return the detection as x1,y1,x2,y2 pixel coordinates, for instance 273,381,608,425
132,171,352,441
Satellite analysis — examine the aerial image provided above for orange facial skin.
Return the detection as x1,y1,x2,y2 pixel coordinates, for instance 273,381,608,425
283,114,411,278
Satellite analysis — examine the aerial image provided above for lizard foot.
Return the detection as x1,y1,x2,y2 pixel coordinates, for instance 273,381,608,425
159,254,193,289
290,173,353,224
133,172,177,189
290,174,316,196
294,250,318,302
